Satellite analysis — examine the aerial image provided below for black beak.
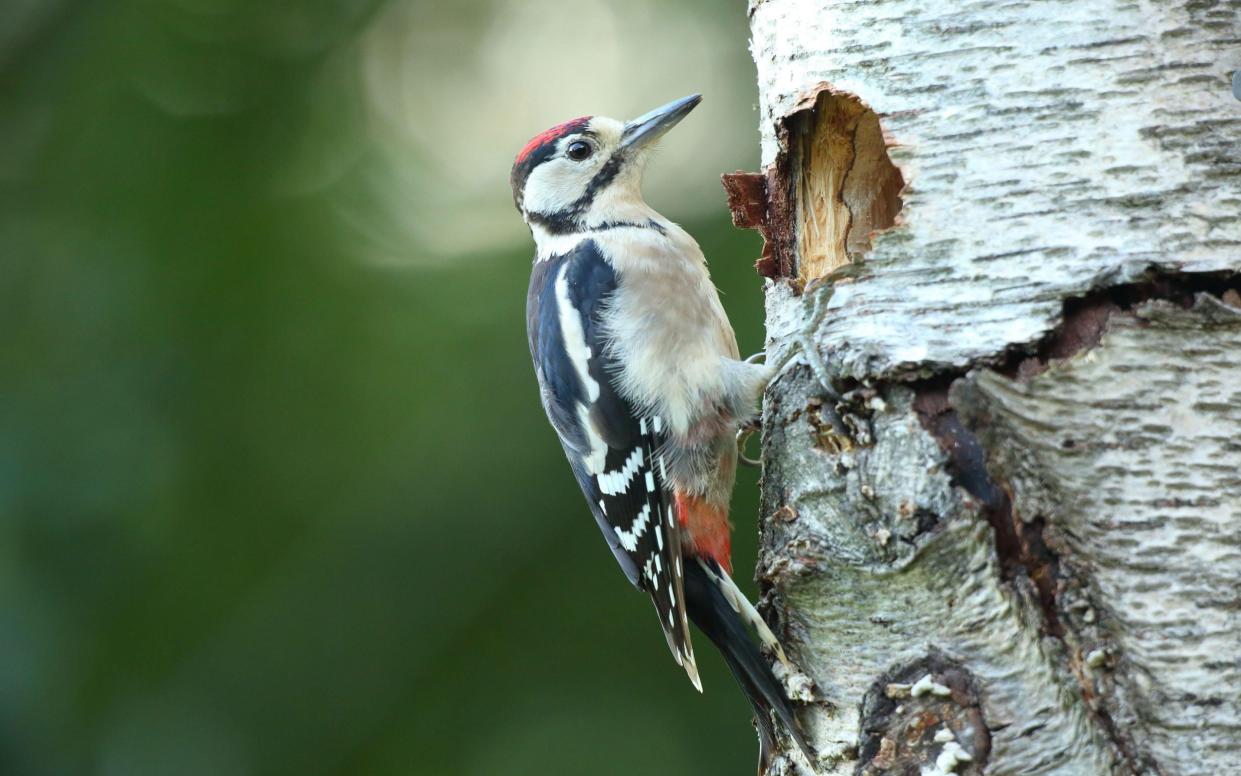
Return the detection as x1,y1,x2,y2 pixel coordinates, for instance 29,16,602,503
621,94,702,152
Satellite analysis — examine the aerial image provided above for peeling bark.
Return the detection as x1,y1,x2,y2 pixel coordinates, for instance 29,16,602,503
738,1,1241,774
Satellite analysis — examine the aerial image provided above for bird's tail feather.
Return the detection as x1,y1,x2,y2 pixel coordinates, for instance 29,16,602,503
682,557,816,773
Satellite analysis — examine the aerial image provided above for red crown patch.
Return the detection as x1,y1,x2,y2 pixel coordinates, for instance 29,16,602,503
515,116,591,165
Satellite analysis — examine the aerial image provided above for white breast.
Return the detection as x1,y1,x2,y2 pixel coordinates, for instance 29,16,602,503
595,222,739,436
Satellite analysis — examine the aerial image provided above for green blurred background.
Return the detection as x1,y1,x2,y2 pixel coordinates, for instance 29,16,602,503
0,1,770,773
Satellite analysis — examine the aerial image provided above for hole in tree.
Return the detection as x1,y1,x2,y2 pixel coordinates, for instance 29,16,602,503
787,90,905,283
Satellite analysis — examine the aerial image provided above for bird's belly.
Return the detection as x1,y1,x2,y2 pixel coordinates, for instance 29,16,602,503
604,272,734,436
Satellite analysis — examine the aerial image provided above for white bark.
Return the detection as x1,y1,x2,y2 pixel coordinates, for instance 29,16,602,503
743,1,1241,774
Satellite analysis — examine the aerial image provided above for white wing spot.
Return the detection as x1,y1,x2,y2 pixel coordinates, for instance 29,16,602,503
652,415,663,433
644,472,655,492
598,447,644,496
614,504,652,552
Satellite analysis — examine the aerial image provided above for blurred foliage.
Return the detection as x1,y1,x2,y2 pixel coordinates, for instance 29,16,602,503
0,1,769,774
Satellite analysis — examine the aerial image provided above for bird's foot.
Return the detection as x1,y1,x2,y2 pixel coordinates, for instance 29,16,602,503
747,285,838,395
736,421,761,468
776,285,837,397
755,285,848,436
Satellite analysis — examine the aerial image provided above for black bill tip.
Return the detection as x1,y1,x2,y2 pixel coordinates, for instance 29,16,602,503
621,94,702,151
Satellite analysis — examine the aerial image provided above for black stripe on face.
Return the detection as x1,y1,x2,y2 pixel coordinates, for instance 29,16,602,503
527,214,664,237
524,149,631,235
581,150,624,203
525,209,580,235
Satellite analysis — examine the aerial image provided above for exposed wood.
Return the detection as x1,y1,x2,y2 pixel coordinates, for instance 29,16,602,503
786,90,904,283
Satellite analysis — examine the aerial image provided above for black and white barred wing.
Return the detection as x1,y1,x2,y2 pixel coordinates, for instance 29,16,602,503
527,240,698,688
600,415,698,688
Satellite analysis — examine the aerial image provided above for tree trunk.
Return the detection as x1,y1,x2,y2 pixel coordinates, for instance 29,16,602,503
727,1,1241,773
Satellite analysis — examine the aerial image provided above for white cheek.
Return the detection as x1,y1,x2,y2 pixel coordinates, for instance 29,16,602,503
522,159,596,214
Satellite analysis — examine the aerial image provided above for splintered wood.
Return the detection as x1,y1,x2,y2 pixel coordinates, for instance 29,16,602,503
789,91,903,283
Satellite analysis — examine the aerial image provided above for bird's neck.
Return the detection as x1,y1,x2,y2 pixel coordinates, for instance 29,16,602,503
528,197,669,260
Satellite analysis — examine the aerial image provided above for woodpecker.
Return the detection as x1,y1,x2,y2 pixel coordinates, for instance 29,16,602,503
513,94,815,772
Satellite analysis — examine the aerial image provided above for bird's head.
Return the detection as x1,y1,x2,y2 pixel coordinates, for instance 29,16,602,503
510,94,701,235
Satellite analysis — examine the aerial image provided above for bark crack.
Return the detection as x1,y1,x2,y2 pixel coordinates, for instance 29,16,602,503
998,270,1241,381
901,270,1241,774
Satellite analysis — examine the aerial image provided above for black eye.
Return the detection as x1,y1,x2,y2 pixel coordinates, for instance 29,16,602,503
566,140,593,161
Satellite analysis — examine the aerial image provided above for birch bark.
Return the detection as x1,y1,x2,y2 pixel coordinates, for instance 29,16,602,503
736,1,1241,773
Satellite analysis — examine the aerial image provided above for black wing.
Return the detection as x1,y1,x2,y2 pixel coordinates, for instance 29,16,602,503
527,239,698,685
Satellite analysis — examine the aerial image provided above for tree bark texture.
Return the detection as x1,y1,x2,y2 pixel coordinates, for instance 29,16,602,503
732,1,1241,774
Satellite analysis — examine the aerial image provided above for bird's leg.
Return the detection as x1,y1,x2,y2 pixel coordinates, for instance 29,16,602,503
743,285,835,390
770,284,838,399
745,285,848,438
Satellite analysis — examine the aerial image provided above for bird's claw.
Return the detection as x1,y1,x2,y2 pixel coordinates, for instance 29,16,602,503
736,424,761,468
788,285,839,399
